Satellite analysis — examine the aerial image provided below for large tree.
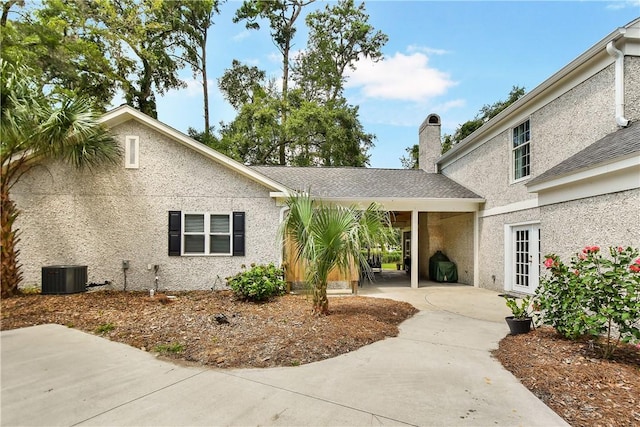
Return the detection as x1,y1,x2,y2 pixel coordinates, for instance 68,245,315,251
175,0,221,133
0,0,117,111
0,61,121,297
292,0,388,103
87,0,187,118
234,0,316,164
280,193,394,314
286,91,373,167
218,59,267,111
222,0,383,167
214,66,373,166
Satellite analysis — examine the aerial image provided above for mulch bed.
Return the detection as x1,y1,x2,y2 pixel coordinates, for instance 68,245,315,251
0,290,418,368
493,327,640,427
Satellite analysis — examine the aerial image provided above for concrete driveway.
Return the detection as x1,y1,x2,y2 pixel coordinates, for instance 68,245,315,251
1,283,567,426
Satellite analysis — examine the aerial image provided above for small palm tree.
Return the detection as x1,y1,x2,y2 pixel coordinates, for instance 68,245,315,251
1,60,121,297
281,192,394,314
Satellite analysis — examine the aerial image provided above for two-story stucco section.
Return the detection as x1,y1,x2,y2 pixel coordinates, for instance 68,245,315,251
12,107,285,291
433,19,640,294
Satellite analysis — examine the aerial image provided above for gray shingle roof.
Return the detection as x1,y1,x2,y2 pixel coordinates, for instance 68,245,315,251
527,121,640,186
250,166,482,199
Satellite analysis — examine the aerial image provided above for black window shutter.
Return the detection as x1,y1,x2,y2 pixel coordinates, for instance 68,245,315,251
168,211,181,256
232,212,245,256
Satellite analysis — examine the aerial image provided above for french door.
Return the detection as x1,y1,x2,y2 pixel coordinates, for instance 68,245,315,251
511,224,540,294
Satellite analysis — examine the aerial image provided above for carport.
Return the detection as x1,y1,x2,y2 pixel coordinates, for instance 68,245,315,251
252,165,485,289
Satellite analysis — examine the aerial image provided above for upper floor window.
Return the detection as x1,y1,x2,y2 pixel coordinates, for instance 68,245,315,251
512,120,530,181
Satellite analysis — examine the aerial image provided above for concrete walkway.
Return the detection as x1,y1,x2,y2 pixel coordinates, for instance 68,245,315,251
1,283,568,426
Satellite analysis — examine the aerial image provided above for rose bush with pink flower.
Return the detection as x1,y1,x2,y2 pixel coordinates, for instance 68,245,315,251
535,245,640,359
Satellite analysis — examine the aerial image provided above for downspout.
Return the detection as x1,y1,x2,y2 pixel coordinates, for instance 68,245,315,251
606,39,629,127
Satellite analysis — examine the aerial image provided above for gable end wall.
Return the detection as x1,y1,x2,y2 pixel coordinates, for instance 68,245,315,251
12,121,282,291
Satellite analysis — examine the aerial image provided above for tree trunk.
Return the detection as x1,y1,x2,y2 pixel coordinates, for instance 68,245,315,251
202,29,210,134
279,42,289,165
1,185,22,298
312,281,329,315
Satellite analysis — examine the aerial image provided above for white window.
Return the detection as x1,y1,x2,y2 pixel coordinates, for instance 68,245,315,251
512,120,530,181
125,135,139,169
183,213,231,255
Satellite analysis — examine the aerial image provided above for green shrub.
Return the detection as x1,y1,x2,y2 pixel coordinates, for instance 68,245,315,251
382,250,402,264
227,263,286,302
360,250,402,264
536,245,640,358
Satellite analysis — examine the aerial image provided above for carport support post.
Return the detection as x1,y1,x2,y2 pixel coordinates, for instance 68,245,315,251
411,209,419,288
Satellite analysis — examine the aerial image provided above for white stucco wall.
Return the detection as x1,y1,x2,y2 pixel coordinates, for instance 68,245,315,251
439,54,639,293
540,189,640,260
441,63,619,211
12,120,282,291
624,56,640,123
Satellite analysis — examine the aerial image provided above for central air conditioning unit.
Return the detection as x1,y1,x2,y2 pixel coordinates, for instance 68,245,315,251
41,265,88,295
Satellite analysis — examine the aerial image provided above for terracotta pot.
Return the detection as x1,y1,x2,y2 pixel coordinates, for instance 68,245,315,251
505,316,532,335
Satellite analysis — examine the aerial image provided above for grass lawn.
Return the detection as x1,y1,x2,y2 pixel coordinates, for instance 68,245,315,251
382,263,403,270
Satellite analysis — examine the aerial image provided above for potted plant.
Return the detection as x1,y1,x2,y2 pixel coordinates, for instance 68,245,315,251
504,295,533,335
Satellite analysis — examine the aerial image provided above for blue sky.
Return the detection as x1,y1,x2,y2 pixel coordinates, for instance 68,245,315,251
151,0,640,169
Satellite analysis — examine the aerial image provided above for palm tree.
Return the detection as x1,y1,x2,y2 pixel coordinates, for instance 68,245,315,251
280,192,394,314
1,60,121,297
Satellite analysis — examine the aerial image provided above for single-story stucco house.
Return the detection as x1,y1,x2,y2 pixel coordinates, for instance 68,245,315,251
12,18,639,295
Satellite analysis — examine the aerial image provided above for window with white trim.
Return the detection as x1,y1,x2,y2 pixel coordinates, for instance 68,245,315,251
512,120,530,181
183,213,231,255
125,135,139,169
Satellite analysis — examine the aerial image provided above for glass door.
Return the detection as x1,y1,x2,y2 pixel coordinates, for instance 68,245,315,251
512,225,540,294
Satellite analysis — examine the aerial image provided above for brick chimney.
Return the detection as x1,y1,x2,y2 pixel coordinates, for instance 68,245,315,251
418,113,441,173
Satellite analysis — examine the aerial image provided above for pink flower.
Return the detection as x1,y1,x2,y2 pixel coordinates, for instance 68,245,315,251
574,270,580,276
634,258,640,265
591,246,600,252
578,253,587,260
618,246,624,253
544,258,554,268
630,265,640,273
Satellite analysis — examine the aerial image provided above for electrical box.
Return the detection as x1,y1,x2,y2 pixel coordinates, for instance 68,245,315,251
122,260,130,269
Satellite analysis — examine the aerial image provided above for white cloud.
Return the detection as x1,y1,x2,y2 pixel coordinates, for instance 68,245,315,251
406,45,450,55
606,0,640,10
183,78,205,97
164,78,211,98
345,51,457,102
232,30,251,42
433,99,466,112
267,52,281,63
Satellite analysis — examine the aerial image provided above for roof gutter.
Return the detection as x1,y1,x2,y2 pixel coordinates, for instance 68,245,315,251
606,35,630,127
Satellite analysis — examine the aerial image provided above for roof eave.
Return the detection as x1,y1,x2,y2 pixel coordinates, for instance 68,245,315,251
438,18,639,167
527,154,640,193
